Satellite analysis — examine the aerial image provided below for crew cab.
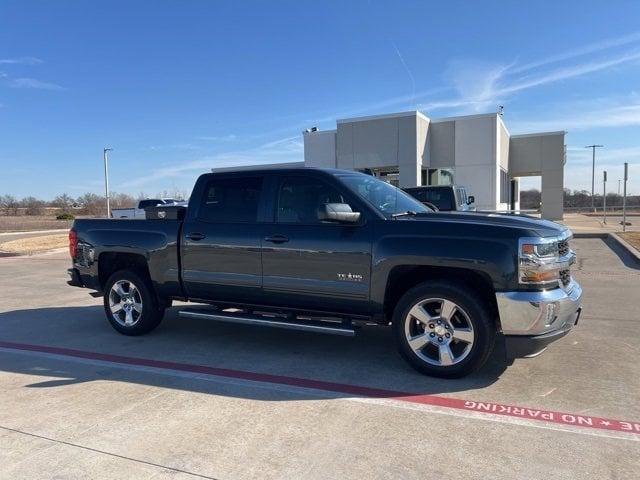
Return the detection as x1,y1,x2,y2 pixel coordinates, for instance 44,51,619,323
67,167,582,378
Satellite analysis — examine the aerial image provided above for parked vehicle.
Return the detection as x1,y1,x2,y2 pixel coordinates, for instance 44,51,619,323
111,198,185,219
403,185,475,211
67,167,582,378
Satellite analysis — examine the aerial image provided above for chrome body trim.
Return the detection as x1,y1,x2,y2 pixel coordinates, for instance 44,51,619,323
496,279,583,336
178,309,356,337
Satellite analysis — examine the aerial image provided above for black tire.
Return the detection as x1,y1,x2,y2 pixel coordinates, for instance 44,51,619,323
392,280,495,378
103,269,165,336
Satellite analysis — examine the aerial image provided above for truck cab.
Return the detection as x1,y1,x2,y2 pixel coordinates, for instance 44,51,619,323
68,167,582,378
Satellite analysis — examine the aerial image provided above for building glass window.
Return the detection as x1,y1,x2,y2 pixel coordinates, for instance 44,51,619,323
500,169,511,204
427,168,455,186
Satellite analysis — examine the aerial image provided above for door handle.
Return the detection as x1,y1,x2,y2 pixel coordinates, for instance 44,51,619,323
186,232,206,241
264,234,289,244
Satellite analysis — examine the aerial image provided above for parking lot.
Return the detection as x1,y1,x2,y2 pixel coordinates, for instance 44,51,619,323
1,238,639,479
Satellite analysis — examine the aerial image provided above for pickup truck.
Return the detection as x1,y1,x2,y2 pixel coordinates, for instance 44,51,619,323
111,198,186,219
67,167,582,378
403,185,475,212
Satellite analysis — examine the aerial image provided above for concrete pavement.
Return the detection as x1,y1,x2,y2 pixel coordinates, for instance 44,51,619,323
0,239,639,479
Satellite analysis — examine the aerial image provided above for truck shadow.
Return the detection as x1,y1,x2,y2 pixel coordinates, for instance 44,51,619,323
0,305,508,401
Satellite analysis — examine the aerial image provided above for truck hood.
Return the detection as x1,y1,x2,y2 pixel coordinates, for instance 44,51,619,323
397,211,567,238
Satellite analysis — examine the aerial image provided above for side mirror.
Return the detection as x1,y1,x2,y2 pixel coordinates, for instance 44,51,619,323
467,196,475,205
318,203,361,223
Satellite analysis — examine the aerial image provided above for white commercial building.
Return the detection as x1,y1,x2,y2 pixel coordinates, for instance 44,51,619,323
303,111,566,220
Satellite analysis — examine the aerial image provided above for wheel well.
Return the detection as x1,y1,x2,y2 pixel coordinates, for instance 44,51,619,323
383,265,499,325
98,252,151,290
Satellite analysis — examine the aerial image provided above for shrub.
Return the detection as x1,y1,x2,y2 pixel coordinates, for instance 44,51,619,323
56,213,75,220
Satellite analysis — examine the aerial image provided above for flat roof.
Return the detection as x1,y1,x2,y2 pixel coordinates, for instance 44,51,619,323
337,110,429,125
510,131,566,138
430,112,499,123
211,161,304,173
210,164,365,176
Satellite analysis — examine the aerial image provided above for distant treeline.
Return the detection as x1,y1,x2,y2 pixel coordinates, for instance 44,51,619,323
0,190,187,216
520,188,640,210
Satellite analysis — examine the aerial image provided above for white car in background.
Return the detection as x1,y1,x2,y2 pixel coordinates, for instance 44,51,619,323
111,199,186,219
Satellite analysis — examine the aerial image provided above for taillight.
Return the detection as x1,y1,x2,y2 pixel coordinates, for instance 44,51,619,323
69,230,77,258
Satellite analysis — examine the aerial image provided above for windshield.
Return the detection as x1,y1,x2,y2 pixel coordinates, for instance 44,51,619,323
338,173,432,217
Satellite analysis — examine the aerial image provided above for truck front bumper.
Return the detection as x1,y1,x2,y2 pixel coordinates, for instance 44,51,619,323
496,280,582,358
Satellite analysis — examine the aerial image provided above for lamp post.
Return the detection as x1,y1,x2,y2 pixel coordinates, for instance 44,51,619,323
103,148,112,218
585,145,604,212
622,163,628,233
602,171,607,224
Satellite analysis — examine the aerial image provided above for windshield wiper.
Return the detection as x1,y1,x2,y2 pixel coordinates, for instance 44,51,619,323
391,210,417,218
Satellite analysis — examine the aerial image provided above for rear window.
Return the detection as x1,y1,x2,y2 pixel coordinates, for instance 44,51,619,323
198,176,263,223
138,199,163,209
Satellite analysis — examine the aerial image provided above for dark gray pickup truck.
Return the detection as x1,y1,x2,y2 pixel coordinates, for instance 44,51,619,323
67,167,582,377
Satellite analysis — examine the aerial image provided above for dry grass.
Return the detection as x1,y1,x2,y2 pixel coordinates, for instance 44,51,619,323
0,216,73,233
0,234,68,254
619,232,640,252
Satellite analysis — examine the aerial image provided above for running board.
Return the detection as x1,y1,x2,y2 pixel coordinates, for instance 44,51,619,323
178,308,355,337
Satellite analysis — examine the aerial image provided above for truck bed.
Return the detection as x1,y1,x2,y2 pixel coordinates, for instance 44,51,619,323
71,218,184,299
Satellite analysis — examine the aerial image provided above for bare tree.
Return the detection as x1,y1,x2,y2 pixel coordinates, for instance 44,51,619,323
20,196,46,216
51,193,76,212
0,195,20,216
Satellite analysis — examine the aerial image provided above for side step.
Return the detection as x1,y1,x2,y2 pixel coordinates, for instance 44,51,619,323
178,308,355,337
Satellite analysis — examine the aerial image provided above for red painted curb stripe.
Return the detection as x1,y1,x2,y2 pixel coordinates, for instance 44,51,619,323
1,340,638,436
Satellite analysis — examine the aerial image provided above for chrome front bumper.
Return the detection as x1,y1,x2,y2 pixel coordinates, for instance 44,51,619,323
496,280,582,357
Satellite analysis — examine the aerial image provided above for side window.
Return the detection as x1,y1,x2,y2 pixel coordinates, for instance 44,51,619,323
276,176,352,224
199,177,263,223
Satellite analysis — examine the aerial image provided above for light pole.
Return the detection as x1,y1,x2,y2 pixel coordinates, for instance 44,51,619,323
585,145,604,212
622,163,628,233
103,148,112,218
602,170,607,224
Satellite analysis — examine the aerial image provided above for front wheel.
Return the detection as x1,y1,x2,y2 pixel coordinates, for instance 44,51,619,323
103,269,165,335
393,281,495,378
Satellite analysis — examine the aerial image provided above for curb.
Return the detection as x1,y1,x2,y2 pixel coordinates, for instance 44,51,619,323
0,228,70,237
0,247,67,259
609,233,640,264
574,232,640,265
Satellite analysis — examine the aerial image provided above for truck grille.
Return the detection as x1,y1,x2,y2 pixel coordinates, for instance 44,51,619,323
558,239,570,257
560,269,571,287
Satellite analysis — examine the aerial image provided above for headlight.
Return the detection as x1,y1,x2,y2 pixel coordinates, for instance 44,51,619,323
519,238,561,285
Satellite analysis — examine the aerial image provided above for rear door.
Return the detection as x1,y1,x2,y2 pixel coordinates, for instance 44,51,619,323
261,173,373,314
181,175,265,304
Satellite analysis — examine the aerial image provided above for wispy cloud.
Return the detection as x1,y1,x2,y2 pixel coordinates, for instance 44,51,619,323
391,41,416,106
147,143,202,151
416,32,640,115
196,134,237,142
511,101,640,132
509,31,640,74
8,77,65,90
0,57,43,66
119,136,303,189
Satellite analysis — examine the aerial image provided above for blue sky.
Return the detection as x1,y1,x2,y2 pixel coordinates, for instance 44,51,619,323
1,0,639,199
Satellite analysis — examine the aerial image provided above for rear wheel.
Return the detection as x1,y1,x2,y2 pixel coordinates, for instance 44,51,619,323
393,281,495,378
103,269,165,335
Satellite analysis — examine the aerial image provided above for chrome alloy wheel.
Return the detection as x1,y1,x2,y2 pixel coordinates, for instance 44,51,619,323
404,298,475,366
109,280,143,327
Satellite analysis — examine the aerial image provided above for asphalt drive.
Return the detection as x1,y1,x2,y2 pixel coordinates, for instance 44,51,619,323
0,238,639,479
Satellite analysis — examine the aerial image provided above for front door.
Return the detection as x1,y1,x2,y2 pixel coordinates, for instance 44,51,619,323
181,175,264,305
261,174,372,315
